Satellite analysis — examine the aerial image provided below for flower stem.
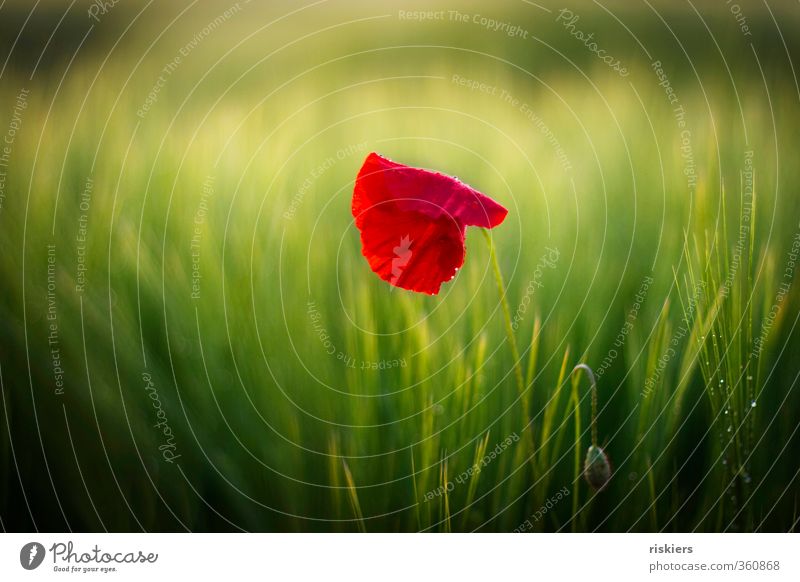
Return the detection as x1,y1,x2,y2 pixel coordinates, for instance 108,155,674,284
572,364,598,447
482,229,525,399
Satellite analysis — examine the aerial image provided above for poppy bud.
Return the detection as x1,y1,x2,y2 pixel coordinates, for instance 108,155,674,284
584,445,612,491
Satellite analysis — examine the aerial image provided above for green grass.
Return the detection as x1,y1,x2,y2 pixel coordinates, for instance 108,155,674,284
1,1,799,532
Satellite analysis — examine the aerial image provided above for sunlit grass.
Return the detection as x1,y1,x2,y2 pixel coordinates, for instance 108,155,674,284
1,10,799,532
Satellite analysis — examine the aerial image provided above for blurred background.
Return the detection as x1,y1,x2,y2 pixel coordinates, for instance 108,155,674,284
1,0,799,532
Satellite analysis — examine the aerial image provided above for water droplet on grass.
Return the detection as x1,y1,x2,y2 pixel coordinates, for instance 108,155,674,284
750,400,757,408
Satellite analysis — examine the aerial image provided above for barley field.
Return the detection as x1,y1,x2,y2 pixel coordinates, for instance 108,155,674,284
1,0,799,532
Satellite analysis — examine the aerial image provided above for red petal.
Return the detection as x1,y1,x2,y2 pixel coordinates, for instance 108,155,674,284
352,152,507,294
353,152,508,229
356,206,465,294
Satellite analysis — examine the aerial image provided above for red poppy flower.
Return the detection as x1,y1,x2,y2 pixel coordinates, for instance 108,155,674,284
352,152,508,295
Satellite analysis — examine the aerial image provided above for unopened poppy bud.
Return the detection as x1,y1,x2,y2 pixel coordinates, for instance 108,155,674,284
584,445,612,491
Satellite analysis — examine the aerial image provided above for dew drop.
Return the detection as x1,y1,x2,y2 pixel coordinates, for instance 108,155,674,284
750,400,757,408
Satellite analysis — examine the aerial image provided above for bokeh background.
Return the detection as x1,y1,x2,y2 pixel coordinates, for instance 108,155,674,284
1,0,799,532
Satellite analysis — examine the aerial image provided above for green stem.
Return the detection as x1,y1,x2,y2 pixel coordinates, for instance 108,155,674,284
570,386,581,532
572,363,598,448
482,229,525,399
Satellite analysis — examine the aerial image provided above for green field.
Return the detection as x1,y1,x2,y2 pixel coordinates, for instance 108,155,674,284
1,0,799,532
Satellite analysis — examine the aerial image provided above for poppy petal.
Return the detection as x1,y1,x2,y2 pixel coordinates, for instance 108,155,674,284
356,205,465,294
353,152,508,229
352,152,507,294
